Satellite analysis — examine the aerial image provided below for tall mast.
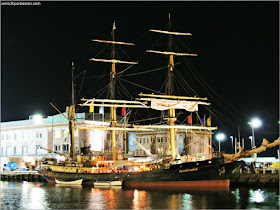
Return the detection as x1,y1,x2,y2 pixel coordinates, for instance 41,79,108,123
111,21,117,162
89,21,138,161
69,62,76,160
147,14,197,160
166,13,174,96
167,14,177,159
110,21,116,100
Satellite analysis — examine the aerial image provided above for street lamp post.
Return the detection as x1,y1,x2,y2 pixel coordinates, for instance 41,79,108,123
230,136,234,153
248,118,262,149
248,118,262,159
249,136,253,148
216,133,225,152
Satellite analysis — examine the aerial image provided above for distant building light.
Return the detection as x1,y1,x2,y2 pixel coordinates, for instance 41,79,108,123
30,114,43,125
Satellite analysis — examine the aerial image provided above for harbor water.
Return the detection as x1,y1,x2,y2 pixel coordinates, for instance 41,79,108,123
0,181,279,209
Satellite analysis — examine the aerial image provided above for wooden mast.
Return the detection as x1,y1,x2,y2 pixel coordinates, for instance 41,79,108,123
111,21,117,162
147,13,196,160
90,21,137,161
167,13,176,160
69,62,76,160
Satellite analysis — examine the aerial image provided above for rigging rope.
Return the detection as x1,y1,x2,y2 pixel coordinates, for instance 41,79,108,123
116,64,137,77
75,70,87,113
96,83,110,98
118,64,175,77
116,77,133,99
119,77,164,95
117,44,133,61
80,74,109,80
129,116,161,124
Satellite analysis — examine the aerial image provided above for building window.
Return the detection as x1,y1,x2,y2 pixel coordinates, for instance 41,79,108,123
63,144,69,154
36,131,43,139
1,134,4,141
54,130,61,138
143,138,146,144
36,145,41,155
74,129,79,137
14,133,17,140
6,134,10,140
54,145,61,152
62,129,68,137
22,146,28,155
157,137,163,143
14,146,16,155
1,147,3,156
75,144,79,155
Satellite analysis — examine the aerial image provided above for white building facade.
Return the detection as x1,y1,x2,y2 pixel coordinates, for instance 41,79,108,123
0,113,110,170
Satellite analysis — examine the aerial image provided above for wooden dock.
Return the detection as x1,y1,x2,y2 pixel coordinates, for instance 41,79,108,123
0,171,44,182
230,173,279,187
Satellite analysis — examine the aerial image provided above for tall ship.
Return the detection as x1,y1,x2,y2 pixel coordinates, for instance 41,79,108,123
39,15,278,189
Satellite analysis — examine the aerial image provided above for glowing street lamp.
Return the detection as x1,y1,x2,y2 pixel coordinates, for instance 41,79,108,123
32,114,43,125
216,133,225,152
248,118,262,148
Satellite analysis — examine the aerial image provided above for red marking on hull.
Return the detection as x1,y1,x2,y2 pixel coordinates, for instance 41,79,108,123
82,182,94,187
123,180,230,191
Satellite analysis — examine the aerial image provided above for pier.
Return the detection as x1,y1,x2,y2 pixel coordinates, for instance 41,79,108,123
0,171,43,182
230,173,279,187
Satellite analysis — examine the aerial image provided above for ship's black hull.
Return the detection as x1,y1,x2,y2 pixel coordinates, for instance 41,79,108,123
40,159,243,188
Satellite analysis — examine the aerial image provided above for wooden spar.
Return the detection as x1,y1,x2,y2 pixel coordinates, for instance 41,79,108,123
149,29,192,36
90,58,138,65
138,93,207,100
92,39,135,46
139,98,210,106
78,127,153,131
50,102,69,120
133,124,218,131
223,137,280,162
147,50,197,57
80,101,209,108
81,98,145,104
79,103,148,108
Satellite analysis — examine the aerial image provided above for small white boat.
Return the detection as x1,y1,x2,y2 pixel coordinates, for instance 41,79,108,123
94,180,122,187
55,178,83,185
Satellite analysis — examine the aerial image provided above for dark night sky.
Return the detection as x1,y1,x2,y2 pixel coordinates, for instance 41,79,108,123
1,1,279,156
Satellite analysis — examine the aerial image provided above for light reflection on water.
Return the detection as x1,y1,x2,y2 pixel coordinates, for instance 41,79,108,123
0,181,279,209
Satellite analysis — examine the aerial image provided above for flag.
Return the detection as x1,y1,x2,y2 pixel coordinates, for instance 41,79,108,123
202,116,206,125
113,21,116,30
99,106,104,114
207,117,211,126
121,107,126,117
89,101,94,113
187,114,192,124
